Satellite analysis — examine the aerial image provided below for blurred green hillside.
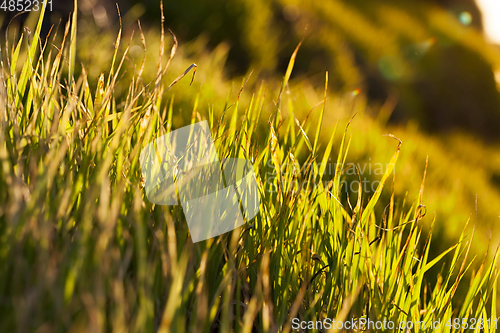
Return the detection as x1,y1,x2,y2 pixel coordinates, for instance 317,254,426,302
144,0,500,140
3,0,499,136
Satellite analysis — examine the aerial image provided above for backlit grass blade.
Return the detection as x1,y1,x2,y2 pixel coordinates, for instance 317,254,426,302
318,123,337,177
275,35,304,126
15,0,47,108
359,135,401,227
68,0,78,86
7,34,22,104
312,71,327,157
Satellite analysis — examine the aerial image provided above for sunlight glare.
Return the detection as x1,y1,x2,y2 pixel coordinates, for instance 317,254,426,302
476,0,500,44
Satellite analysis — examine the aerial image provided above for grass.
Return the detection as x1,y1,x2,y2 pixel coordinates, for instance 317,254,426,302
0,3,499,332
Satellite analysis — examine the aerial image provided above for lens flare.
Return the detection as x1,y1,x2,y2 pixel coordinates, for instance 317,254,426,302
459,11,472,26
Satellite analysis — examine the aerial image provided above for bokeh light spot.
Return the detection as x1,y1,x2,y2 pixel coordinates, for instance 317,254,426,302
459,11,472,26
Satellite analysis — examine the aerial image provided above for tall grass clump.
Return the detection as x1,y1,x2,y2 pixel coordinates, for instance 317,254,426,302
0,3,498,332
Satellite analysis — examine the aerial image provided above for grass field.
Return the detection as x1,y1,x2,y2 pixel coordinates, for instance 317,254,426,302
0,2,499,332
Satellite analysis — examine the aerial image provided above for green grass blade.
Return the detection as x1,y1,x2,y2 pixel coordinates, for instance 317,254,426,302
68,0,78,86
15,0,47,108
